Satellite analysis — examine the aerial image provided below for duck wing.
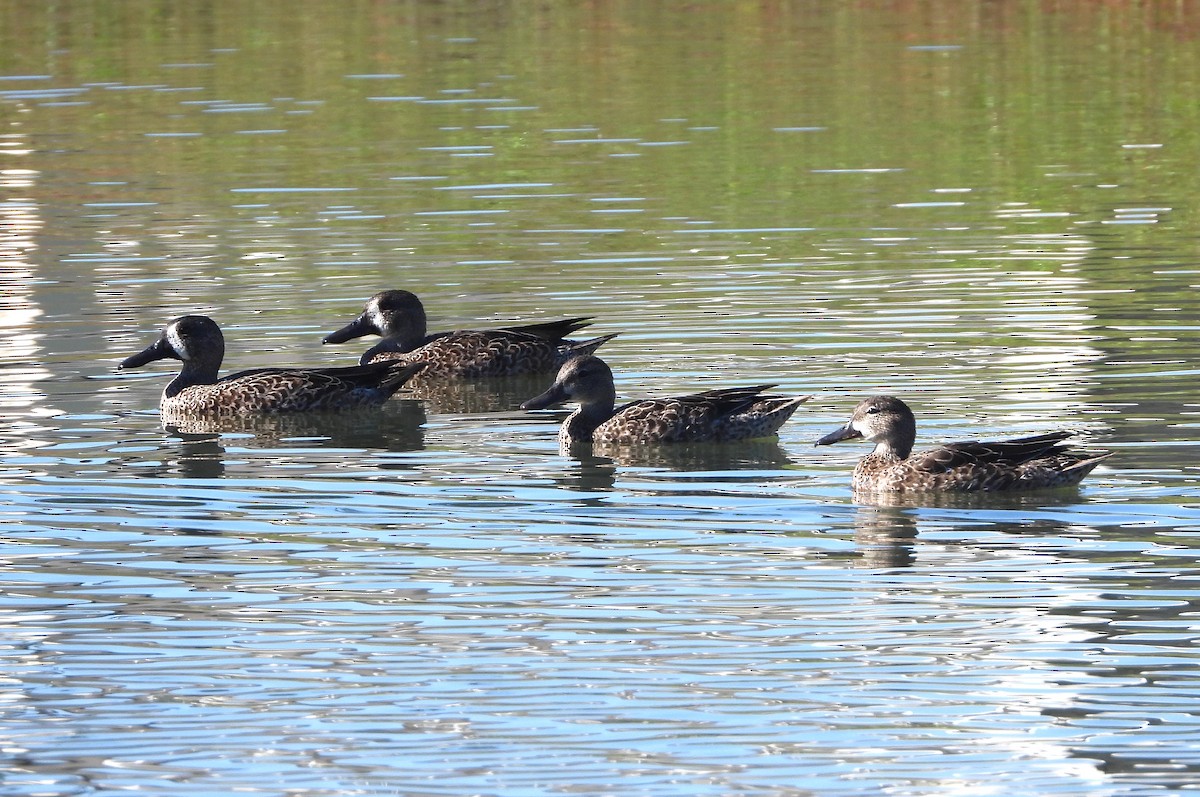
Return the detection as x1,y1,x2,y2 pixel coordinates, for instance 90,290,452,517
494,317,593,342
907,432,1074,474
675,384,783,412
221,361,412,388
210,362,423,410
380,327,601,377
603,385,786,443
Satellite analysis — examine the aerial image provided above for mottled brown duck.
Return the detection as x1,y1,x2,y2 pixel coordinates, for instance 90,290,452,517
815,395,1110,493
322,289,616,377
120,315,425,414
521,355,809,445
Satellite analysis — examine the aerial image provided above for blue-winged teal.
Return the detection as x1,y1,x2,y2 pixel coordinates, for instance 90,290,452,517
815,395,1110,492
521,355,810,445
322,290,617,377
120,315,426,414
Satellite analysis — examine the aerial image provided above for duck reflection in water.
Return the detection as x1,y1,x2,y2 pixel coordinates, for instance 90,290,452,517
846,492,1095,569
400,373,558,415
852,505,918,569
554,448,620,493
587,438,795,471
161,399,428,452
170,432,227,479
135,401,428,479
541,438,797,493
130,405,427,480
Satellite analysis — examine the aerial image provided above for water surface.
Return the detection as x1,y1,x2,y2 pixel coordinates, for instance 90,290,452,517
3,2,1200,795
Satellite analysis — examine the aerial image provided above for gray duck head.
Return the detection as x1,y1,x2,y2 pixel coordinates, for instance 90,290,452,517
322,290,428,351
816,395,917,460
521,354,617,413
120,314,225,373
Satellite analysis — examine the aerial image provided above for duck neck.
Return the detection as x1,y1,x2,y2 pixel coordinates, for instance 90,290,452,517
563,396,616,442
391,307,429,352
164,356,221,398
360,337,408,363
870,438,912,463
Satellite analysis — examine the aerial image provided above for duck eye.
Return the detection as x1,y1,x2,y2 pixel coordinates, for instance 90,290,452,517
865,406,880,414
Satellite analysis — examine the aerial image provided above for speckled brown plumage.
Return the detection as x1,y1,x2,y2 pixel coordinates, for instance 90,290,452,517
120,315,425,414
816,395,1110,493
521,355,809,445
322,290,616,377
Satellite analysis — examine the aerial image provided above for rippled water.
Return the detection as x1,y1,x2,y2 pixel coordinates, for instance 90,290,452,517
4,2,1200,795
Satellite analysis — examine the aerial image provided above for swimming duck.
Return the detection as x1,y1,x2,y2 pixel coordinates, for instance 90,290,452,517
815,395,1110,492
322,290,617,377
521,355,810,445
120,315,426,414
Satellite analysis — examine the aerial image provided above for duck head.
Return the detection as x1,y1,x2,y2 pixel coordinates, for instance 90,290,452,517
120,315,225,371
521,354,617,412
322,290,427,351
816,395,916,459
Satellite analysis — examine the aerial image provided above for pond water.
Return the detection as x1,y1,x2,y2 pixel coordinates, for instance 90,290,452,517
3,2,1200,795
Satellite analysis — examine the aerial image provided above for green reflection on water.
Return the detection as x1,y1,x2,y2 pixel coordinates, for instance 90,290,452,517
3,0,1198,450
5,1,1196,223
